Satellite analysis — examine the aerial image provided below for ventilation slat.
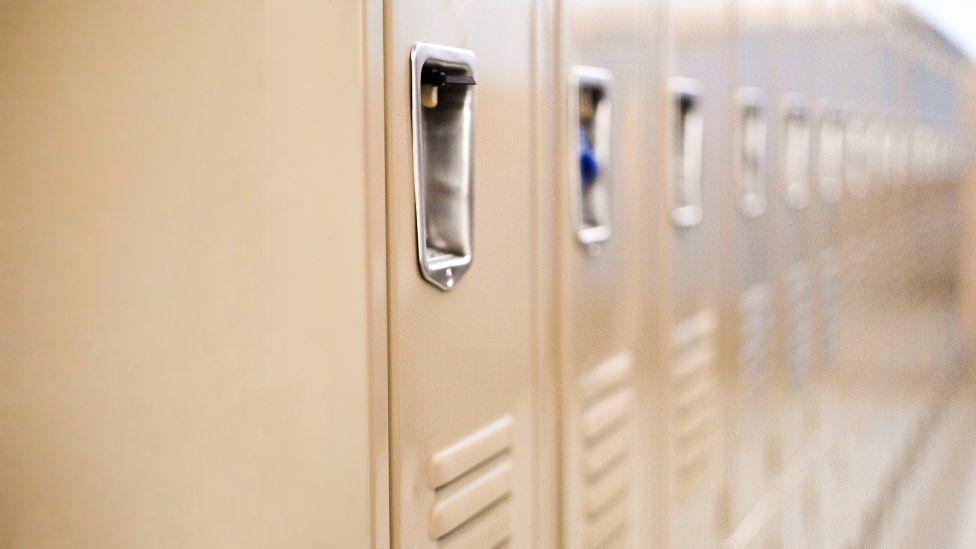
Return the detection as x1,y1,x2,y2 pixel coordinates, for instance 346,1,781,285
584,425,632,479
578,351,636,547
429,460,513,539
586,499,629,548
671,309,718,496
672,346,716,379
676,404,714,445
585,460,629,518
674,376,714,413
582,389,633,442
579,352,634,403
739,282,772,383
430,416,513,489
672,310,717,348
440,499,512,549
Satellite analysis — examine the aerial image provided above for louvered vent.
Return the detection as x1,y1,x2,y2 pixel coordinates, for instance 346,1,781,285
819,247,842,368
579,352,635,548
428,416,514,547
738,283,772,387
786,262,814,385
671,310,718,497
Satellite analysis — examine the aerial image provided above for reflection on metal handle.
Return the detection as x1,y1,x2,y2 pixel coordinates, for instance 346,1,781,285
571,66,613,256
671,78,704,227
737,87,768,218
411,43,477,291
816,99,844,204
782,94,810,210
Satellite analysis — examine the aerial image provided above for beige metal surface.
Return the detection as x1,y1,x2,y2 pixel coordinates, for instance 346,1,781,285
382,1,543,547
666,1,737,546
724,4,783,546
2,2,975,549
0,2,382,547
555,2,664,547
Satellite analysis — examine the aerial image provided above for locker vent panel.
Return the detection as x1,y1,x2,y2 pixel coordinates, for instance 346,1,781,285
579,351,635,547
819,247,842,368
738,283,772,386
786,262,814,384
670,310,718,497
428,416,514,546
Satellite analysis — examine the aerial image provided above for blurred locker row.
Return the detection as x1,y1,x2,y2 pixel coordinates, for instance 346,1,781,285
1,0,974,548
385,0,976,547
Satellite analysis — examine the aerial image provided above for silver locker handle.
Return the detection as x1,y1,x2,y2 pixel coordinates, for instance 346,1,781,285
410,43,477,291
816,102,844,204
670,78,704,227
570,66,614,256
737,87,768,218
782,94,811,210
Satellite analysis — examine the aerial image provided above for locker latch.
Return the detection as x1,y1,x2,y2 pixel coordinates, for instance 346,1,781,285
410,43,477,291
670,78,704,227
571,66,613,256
816,101,844,204
737,87,767,218
782,95,810,210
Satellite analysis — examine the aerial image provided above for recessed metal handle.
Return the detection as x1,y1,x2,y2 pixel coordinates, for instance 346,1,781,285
844,107,869,199
737,87,768,218
782,94,810,210
410,43,477,291
670,78,704,227
816,101,844,204
570,66,613,256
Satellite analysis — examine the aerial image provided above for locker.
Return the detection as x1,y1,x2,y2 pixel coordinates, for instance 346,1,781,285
879,29,922,549
832,5,878,540
820,4,871,544
841,9,885,542
0,3,385,548
555,0,662,547
767,3,823,546
805,4,845,546
383,3,544,547
725,3,782,544
666,1,736,546
2,3,976,549
771,7,819,493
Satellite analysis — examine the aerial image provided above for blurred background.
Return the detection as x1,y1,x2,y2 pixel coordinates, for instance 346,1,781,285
903,1,976,59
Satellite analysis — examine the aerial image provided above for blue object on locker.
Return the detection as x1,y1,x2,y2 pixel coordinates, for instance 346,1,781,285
579,129,599,189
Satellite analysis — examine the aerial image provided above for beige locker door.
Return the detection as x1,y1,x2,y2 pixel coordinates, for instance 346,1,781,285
384,2,541,548
666,1,735,546
726,74,778,549
725,6,792,547
801,6,846,549
832,4,874,543
809,6,852,544
556,1,663,548
768,3,826,546
0,3,379,548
